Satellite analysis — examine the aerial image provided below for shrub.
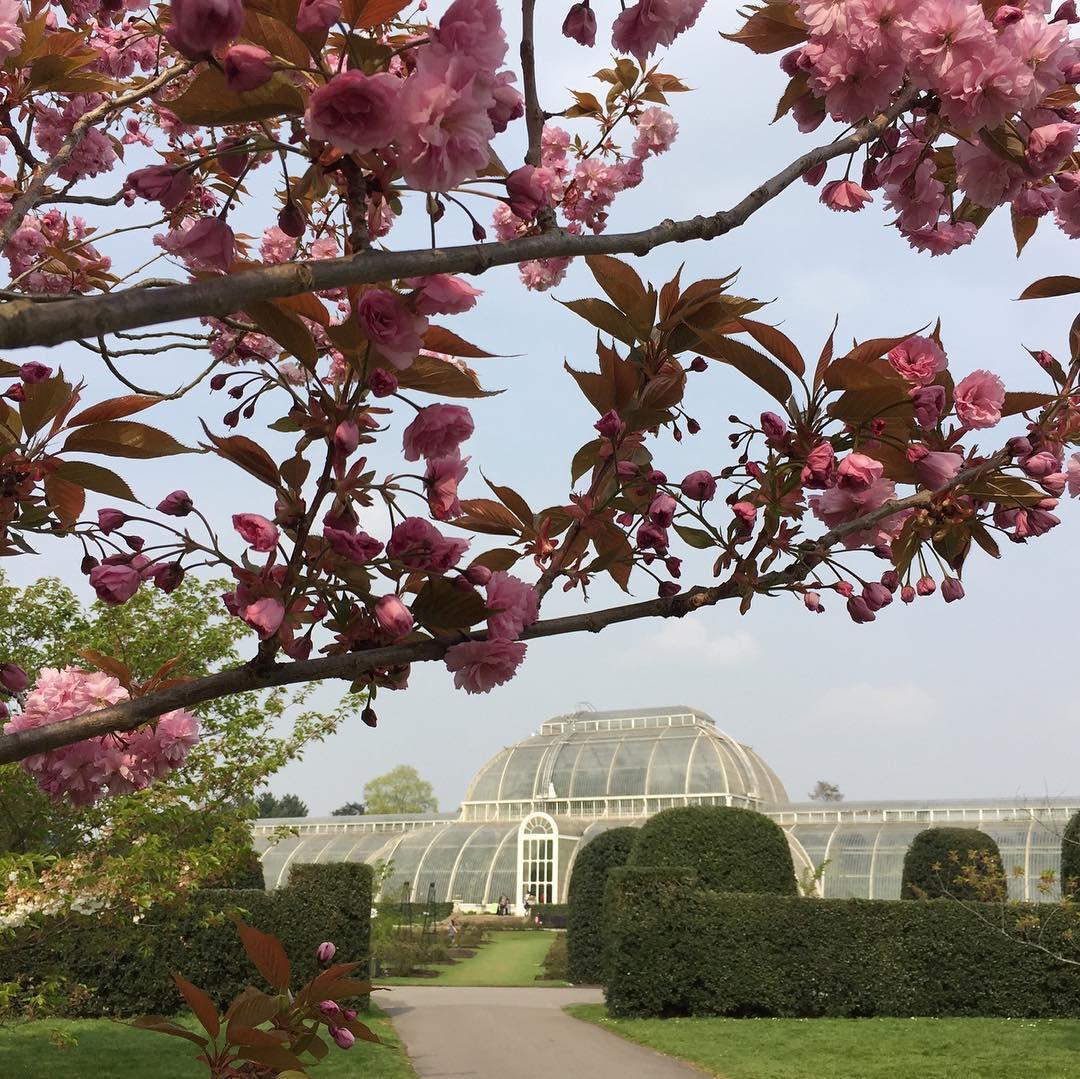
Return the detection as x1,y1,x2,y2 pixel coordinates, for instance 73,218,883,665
0,863,372,1016
627,806,796,895
532,903,568,928
541,932,568,981
604,882,1080,1018
566,826,638,984
901,827,1006,900
375,899,454,922
1061,811,1080,900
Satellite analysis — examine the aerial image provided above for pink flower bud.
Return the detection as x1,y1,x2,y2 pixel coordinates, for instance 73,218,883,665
1041,472,1067,497
0,663,28,693
19,362,52,384
658,581,681,598
361,706,378,727
316,941,336,964
636,521,668,552
166,0,244,60
1053,0,1078,22
343,1008,357,1021
178,217,235,271
126,166,193,210
992,4,1023,28
910,385,946,428
375,594,414,640
5,384,24,402
900,585,915,604
297,0,341,33
233,513,280,552
334,421,360,457
562,1,596,46
368,368,398,397
680,470,716,501
862,582,893,611
834,581,854,598
760,412,787,441
506,165,555,220
803,591,823,613
594,410,624,440
916,575,936,596
846,595,876,624
157,490,193,516
941,577,965,603
98,508,128,534
801,441,836,488
331,1026,355,1050
223,44,274,92
241,597,285,639
89,563,141,606
278,201,307,238
689,356,708,373
732,502,757,526
465,564,492,587
648,493,677,527
1021,450,1060,479
148,561,185,594
319,1000,340,1017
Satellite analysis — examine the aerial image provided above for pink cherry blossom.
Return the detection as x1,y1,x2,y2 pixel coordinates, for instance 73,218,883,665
177,218,235,271
233,513,280,552
911,384,947,428
821,179,874,212
444,638,527,693
386,517,469,572
89,563,141,606
223,44,273,93
954,369,1006,429
425,453,469,519
485,572,539,640
563,2,597,46
357,289,427,369
375,594,415,639
324,527,384,563
907,446,964,489
954,139,1024,208
432,0,508,71
801,441,837,488
632,108,678,158
1067,452,1080,496
404,274,483,316
612,0,706,62
887,335,947,385
296,0,340,33
0,0,24,63
167,0,244,59
403,404,475,461
242,597,285,639
305,71,403,155
1026,122,1079,174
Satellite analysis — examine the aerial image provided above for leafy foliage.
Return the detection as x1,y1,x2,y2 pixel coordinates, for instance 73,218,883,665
566,826,637,984
603,872,1080,1018
627,806,797,895
0,863,372,1017
1062,812,1080,902
332,801,367,816
255,792,310,818
808,781,843,802
363,765,438,815
901,828,1006,901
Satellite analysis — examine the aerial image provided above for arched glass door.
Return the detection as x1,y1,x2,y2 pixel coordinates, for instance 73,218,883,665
518,813,558,906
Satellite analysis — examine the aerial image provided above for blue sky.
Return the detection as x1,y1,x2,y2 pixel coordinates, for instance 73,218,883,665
9,3,1080,813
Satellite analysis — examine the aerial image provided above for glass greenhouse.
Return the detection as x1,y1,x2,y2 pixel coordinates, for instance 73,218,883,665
252,705,1078,908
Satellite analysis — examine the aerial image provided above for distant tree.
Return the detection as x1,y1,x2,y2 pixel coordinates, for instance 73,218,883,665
255,792,309,818
809,781,844,802
363,766,438,815
331,801,367,816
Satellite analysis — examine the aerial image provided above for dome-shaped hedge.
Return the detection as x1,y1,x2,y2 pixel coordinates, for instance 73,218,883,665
901,827,1006,900
566,827,637,984
627,805,796,895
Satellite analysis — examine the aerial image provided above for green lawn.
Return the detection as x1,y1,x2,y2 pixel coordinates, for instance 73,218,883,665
381,930,565,987
567,1005,1080,1079
0,1004,416,1079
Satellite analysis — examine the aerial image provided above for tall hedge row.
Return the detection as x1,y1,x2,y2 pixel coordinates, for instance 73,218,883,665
627,806,796,895
603,868,1080,1018
566,826,638,983
0,863,372,1016
1061,811,1080,900
901,827,1006,900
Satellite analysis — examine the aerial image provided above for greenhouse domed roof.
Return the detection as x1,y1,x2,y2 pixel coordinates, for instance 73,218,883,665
461,705,787,812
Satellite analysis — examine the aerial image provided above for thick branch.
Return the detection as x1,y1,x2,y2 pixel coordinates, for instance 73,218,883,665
520,0,544,168
0,479,940,766
0,64,190,251
0,91,917,350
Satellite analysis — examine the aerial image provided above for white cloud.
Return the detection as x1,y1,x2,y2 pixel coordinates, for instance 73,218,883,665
811,683,937,726
648,618,759,668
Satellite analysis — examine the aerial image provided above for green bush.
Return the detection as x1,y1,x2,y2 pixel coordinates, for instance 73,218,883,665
375,899,454,922
541,932,568,981
1061,811,1080,900
532,903,568,927
0,863,372,1017
566,826,638,984
901,828,1006,900
604,880,1080,1018
628,806,796,895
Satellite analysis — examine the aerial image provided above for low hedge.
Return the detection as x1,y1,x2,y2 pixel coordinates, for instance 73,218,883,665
901,827,1006,900
566,827,638,984
532,903,568,927
375,899,454,921
1,863,372,1016
604,869,1080,1018
627,806,796,895
1061,811,1080,900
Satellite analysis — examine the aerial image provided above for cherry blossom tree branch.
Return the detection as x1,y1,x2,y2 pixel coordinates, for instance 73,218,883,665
0,63,192,251
519,0,544,168
0,475,945,766
0,90,917,351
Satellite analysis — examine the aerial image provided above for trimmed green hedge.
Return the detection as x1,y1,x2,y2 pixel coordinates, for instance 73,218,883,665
1,863,372,1016
532,903,568,927
1061,811,1080,900
627,806,796,895
604,871,1080,1018
375,899,454,921
901,827,1006,900
566,826,638,984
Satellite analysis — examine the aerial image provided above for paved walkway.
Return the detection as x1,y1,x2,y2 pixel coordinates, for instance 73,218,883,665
379,986,706,1079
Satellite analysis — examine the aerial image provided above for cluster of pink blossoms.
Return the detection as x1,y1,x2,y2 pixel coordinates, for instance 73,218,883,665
3,667,199,806
782,0,1080,250
493,108,680,291
561,0,706,61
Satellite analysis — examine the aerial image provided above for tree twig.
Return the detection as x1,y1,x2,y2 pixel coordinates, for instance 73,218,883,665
0,91,917,350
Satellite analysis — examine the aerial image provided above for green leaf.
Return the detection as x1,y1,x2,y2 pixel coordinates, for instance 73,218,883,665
62,421,192,458
674,523,716,549
52,459,138,502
